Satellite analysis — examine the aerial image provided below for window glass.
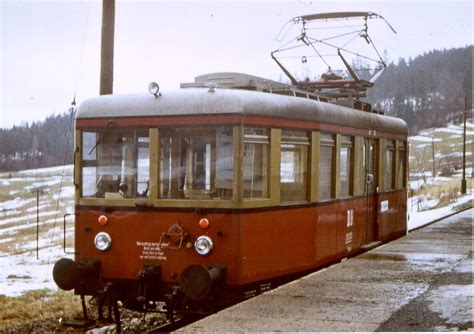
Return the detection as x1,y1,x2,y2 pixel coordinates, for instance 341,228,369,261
243,128,269,198
82,132,97,197
81,128,149,199
340,135,353,198
385,141,395,190
160,127,233,200
281,130,309,202
368,142,377,194
361,142,367,194
319,133,334,200
397,142,406,189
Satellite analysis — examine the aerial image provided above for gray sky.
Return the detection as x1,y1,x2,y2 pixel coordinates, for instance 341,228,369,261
0,0,472,128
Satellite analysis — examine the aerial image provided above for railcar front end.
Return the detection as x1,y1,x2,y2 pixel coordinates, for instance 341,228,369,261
53,122,243,315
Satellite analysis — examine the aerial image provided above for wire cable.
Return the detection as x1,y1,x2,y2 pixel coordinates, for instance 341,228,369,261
49,101,75,255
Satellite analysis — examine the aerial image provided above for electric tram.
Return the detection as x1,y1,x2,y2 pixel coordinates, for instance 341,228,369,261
53,71,408,321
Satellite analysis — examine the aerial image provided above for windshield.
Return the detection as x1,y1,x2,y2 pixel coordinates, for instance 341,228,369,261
160,127,234,200
81,128,149,199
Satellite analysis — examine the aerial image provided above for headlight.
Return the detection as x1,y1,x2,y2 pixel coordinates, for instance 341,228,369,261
94,232,112,251
148,82,160,97
194,236,213,256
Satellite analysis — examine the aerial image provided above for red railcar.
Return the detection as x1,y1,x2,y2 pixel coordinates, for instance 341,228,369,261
53,72,408,321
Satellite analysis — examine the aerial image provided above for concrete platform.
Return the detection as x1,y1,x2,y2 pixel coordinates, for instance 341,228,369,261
180,209,473,332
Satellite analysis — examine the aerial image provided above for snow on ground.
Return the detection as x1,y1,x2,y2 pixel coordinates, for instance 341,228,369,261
0,246,72,296
409,176,453,190
0,210,58,229
29,177,62,189
407,192,473,230
0,165,75,296
433,128,473,136
53,186,75,199
410,135,437,142
0,197,36,211
0,223,72,296
16,165,73,176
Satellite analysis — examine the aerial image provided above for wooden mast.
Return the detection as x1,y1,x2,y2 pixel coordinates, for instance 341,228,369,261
100,0,115,95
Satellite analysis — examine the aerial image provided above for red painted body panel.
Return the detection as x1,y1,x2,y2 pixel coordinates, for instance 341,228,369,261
75,190,406,287
75,210,240,284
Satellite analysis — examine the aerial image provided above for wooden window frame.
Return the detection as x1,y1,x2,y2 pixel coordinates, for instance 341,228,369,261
339,135,354,198
280,130,310,203
385,140,396,191
319,132,336,201
396,140,407,189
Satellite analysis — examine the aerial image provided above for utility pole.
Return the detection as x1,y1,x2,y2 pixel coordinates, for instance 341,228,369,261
100,0,115,95
461,97,467,194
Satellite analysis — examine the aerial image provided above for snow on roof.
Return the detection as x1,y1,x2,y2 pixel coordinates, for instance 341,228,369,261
77,88,408,135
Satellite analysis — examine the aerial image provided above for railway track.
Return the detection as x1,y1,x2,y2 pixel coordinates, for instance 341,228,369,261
145,314,206,333
56,311,203,333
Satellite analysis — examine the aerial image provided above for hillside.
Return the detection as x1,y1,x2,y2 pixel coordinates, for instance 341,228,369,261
367,46,473,134
408,119,473,214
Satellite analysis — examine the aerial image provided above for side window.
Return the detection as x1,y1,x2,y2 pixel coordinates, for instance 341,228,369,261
397,141,406,189
340,135,353,198
280,130,309,202
243,128,269,199
385,140,395,191
319,133,335,200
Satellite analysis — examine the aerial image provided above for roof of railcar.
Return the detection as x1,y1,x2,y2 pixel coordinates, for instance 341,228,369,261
76,88,408,135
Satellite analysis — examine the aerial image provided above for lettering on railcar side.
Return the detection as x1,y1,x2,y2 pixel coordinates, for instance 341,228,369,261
260,283,272,293
243,289,257,299
347,209,354,227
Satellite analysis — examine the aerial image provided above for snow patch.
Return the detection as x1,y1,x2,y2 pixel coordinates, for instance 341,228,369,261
427,285,474,325
17,165,73,176
410,135,436,142
407,193,473,230
0,197,36,211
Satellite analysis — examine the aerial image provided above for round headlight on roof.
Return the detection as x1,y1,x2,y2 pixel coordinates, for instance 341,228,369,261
94,232,112,251
194,236,213,256
148,82,160,97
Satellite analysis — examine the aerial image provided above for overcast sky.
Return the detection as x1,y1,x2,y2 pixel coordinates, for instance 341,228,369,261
0,0,472,128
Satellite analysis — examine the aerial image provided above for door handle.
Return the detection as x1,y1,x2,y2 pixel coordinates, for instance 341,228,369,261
366,173,374,184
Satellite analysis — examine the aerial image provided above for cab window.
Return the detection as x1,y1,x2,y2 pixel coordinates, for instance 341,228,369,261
81,128,149,199
160,127,233,200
